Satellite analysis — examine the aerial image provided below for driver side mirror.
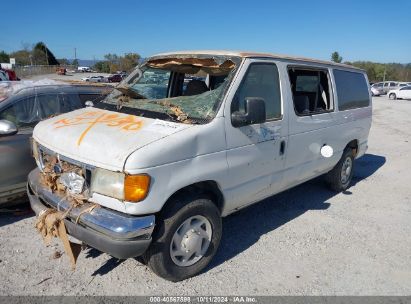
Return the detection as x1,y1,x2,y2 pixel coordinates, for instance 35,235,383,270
231,97,266,127
0,120,18,136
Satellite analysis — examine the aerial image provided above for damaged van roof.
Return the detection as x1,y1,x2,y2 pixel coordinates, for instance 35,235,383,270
150,50,363,71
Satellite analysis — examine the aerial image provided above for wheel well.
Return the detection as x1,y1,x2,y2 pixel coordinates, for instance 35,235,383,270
163,181,224,214
346,139,359,157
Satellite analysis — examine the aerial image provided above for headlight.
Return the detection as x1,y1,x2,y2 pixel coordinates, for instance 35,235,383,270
31,139,44,171
90,168,150,202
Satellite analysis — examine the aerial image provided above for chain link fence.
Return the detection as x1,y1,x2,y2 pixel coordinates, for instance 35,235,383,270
14,65,76,79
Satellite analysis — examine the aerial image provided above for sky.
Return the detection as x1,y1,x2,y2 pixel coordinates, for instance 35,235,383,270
2,0,411,63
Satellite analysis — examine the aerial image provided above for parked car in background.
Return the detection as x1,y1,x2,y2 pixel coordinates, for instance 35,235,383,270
0,70,9,81
0,67,19,81
0,81,112,205
108,74,123,83
388,86,411,100
382,81,398,94
397,82,411,88
370,84,384,96
81,75,106,82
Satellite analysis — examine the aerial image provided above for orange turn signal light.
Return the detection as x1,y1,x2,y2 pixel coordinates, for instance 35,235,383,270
124,174,150,202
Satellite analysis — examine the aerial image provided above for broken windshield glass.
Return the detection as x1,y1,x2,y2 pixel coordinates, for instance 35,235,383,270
101,55,240,124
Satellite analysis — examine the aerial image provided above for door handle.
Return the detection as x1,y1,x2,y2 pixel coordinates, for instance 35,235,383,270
279,140,286,155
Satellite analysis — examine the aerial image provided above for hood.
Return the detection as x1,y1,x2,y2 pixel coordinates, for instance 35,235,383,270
33,108,192,171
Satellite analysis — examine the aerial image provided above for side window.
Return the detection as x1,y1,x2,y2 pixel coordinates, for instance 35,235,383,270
288,68,332,115
0,96,40,128
232,63,282,120
59,93,83,111
390,82,396,86
37,93,61,119
333,69,370,111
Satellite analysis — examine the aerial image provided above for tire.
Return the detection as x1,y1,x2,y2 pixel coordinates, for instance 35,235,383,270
389,93,396,100
144,193,222,282
325,148,355,192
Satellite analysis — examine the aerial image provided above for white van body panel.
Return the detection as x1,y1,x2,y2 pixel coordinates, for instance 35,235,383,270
33,108,192,172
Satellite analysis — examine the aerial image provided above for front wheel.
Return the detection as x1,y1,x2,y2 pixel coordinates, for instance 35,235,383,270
144,194,222,282
325,148,355,192
389,93,396,100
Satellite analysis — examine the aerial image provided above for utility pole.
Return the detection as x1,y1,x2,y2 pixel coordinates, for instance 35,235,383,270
44,43,49,65
74,47,77,61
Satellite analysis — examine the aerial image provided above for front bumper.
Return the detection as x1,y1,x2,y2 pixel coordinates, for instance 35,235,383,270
27,168,155,259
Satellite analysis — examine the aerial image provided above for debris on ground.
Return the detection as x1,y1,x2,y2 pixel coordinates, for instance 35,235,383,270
52,250,62,259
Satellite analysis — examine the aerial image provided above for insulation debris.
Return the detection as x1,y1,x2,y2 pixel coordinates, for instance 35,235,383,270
35,209,81,269
152,100,192,123
147,57,235,75
35,154,95,269
40,155,88,206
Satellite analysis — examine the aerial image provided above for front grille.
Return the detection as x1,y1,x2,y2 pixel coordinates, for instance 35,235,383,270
37,144,94,189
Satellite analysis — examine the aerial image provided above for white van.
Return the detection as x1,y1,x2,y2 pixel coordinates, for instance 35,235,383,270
77,66,91,72
28,51,372,281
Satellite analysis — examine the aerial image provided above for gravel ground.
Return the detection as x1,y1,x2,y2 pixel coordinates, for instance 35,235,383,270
0,96,410,295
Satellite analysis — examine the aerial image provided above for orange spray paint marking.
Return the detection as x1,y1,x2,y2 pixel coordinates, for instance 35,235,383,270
54,111,143,146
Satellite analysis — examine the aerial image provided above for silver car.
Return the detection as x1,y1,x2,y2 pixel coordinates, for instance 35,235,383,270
0,82,111,205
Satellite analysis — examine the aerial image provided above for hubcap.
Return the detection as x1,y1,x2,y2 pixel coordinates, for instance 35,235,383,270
340,157,352,184
170,215,212,267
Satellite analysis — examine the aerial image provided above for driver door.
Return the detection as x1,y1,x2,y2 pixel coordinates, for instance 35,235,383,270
223,59,288,212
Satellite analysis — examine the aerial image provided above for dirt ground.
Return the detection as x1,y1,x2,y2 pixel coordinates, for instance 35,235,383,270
0,96,410,295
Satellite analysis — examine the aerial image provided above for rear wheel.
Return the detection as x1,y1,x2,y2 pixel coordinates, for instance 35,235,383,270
325,148,355,192
389,93,396,100
144,193,222,282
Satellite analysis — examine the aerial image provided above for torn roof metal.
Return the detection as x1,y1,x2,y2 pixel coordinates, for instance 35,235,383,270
149,50,364,71
146,57,236,75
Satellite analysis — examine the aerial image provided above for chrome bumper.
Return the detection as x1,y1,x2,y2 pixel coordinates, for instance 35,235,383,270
27,168,155,259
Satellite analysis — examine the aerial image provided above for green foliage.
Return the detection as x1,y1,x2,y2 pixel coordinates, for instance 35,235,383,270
93,61,110,73
96,52,141,73
331,51,343,63
33,42,59,65
71,59,79,67
347,61,411,82
9,50,31,65
57,58,69,65
0,50,10,63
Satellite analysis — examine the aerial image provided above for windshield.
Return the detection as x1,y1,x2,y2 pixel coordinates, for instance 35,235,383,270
99,55,239,124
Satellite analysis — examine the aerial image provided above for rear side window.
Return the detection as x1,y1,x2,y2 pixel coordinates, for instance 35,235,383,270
333,70,370,111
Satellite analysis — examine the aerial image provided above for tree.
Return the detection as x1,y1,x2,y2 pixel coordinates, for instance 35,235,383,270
9,49,31,65
58,58,69,65
119,53,140,72
93,61,110,73
0,50,10,63
32,42,59,65
72,59,79,67
331,51,343,63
